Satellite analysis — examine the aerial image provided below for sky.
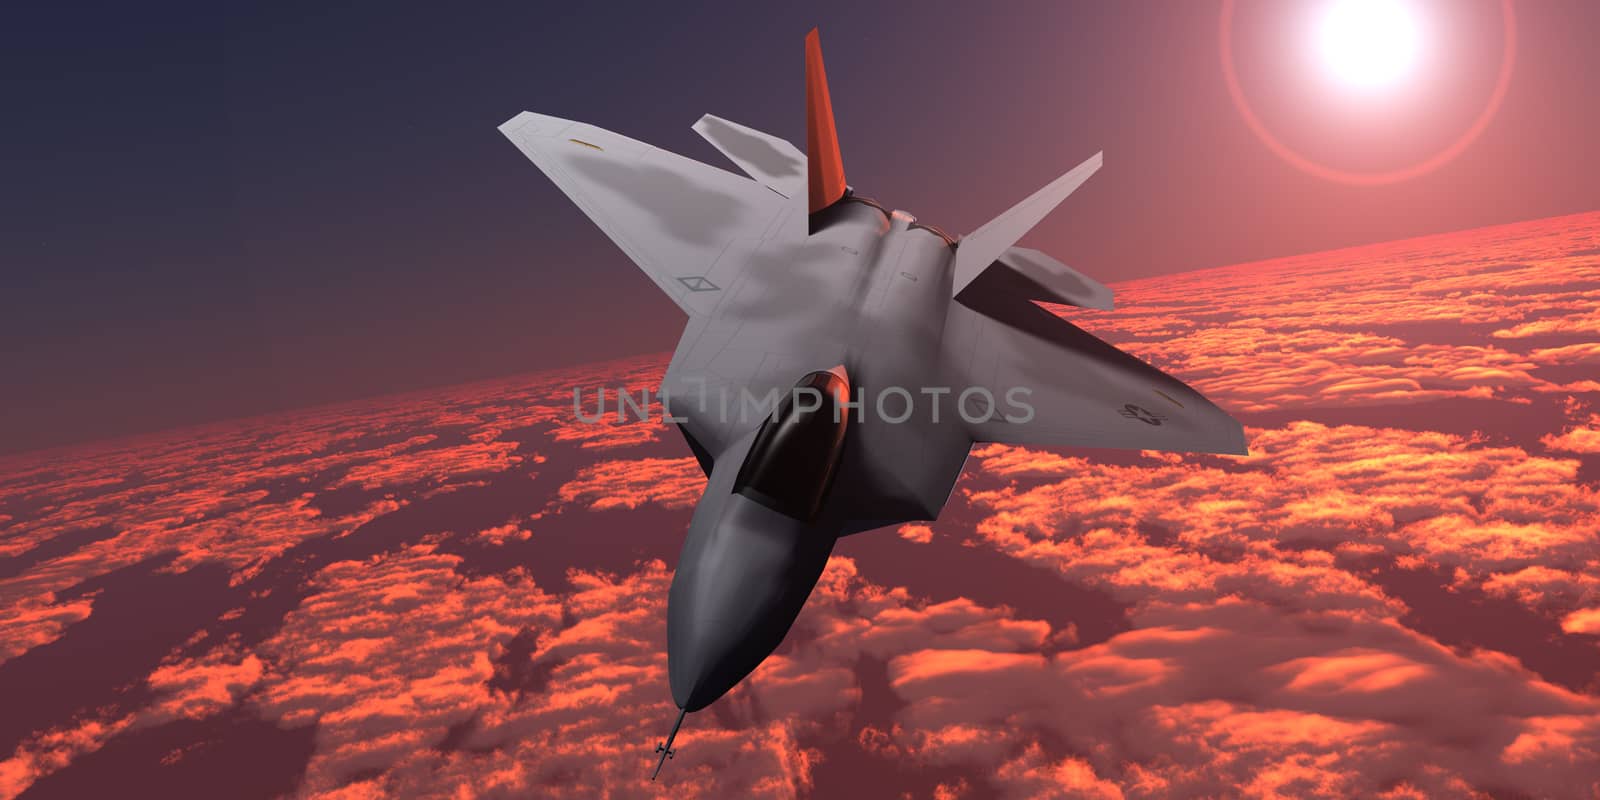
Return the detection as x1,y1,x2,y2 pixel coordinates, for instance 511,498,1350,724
4,0,1599,455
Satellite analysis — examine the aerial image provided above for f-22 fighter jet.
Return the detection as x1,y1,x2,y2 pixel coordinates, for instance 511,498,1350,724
498,28,1246,780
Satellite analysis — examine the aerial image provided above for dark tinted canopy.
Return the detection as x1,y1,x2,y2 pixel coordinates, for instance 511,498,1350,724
733,371,851,521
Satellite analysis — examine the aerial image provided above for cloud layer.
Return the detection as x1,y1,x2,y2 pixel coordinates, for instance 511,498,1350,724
1,213,1599,797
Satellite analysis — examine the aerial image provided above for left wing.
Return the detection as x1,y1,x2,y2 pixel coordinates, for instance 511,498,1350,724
499,112,793,317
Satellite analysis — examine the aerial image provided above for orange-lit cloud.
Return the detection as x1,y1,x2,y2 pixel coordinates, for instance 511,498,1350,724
476,522,533,545
333,440,524,490
555,457,702,511
1543,413,1600,454
1561,608,1600,636
1061,213,1600,414
966,418,1600,612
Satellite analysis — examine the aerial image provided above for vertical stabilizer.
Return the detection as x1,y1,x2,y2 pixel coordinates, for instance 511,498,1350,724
805,28,847,218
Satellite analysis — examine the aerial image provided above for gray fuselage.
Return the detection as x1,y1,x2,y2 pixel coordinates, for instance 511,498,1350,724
666,198,967,712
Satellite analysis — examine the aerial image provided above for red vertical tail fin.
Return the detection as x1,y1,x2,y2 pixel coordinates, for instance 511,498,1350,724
805,28,847,217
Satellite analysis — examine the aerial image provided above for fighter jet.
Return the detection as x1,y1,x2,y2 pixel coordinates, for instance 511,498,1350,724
499,28,1246,780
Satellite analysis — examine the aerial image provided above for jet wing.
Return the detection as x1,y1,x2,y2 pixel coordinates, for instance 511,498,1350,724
943,289,1248,455
499,112,794,317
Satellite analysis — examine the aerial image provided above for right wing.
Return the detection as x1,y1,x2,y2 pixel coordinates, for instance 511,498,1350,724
499,111,794,317
944,286,1248,455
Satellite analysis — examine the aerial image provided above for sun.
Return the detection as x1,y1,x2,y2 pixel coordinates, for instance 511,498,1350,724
1315,0,1424,90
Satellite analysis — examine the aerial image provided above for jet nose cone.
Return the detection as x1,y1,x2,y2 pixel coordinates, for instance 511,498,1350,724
668,494,835,711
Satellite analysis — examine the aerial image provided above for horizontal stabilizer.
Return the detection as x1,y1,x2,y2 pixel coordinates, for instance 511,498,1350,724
955,246,1114,311
693,114,806,200
951,151,1103,295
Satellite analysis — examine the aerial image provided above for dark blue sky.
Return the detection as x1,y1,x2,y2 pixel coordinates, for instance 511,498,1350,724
5,1,1597,454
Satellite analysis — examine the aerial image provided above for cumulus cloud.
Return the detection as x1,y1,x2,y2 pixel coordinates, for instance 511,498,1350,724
554,457,702,511
1543,413,1600,454
897,524,935,544
333,441,524,490
476,523,533,545
245,545,562,794
1492,311,1600,339
881,600,1600,798
967,420,1600,610
0,594,94,665
1562,608,1600,636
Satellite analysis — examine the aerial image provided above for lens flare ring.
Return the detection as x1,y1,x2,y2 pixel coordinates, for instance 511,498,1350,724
1219,0,1516,187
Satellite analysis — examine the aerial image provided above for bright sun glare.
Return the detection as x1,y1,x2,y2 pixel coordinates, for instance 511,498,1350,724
1316,0,1424,90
